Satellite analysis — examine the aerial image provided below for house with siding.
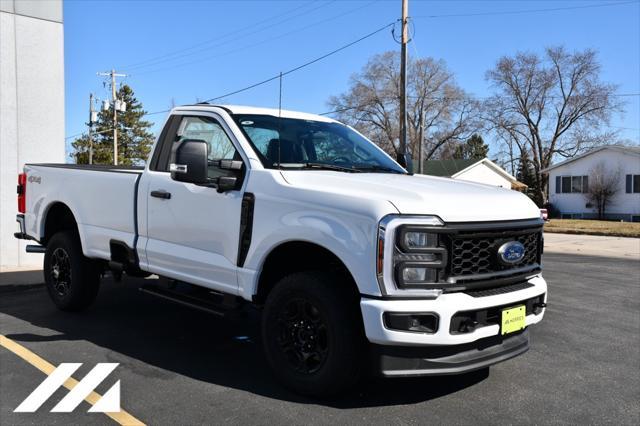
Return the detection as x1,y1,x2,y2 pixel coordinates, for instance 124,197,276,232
541,145,640,221
420,158,527,191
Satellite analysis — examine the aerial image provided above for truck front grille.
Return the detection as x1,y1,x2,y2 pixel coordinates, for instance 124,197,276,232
447,230,541,277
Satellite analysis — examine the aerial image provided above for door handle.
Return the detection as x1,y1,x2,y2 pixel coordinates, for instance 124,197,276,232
150,190,171,200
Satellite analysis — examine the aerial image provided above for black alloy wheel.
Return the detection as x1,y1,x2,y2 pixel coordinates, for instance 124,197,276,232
44,231,100,311
262,271,365,397
49,247,72,297
276,298,329,374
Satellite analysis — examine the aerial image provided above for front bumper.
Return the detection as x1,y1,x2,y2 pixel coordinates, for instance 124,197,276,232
361,274,546,375
373,329,530,377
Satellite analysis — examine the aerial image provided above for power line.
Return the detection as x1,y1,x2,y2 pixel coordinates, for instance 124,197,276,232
141,21,394,117
414,0,638,19
118,1,331,72
129,0,379,77
204,22,394,103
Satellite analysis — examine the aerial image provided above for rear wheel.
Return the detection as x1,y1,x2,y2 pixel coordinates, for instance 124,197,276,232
262,271,365,397
44,231,100,311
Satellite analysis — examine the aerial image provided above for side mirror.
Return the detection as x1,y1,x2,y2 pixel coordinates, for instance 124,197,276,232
170,139,208,184
170,139,243,192
396,152,414,174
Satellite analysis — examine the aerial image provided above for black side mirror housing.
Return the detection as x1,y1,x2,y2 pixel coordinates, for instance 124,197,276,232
396,152,414,174
170,139,209,184
170,139,243,192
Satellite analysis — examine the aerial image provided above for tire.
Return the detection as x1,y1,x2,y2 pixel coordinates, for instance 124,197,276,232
262,271,366,397
44,231,100,311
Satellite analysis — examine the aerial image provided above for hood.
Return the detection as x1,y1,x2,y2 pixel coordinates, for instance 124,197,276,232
280,171,541,223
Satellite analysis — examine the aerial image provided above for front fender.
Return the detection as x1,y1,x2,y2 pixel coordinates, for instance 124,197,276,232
239,170,398,300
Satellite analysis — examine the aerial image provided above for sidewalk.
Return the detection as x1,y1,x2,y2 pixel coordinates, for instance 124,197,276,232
0,267,43,292
544,233,640,260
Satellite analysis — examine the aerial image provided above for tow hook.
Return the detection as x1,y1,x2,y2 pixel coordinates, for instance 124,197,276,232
533,302,547,314
460,319,479,333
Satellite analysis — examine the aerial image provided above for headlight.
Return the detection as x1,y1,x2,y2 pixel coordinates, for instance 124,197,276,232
394,225,447,289
402,231,437,250
376,215,447,296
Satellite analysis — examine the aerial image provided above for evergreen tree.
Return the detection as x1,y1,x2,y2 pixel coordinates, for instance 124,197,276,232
516,150,538,202
72,84,154,165
452,134,488,160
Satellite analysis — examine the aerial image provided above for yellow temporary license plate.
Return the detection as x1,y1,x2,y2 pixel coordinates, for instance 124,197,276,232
501,305,526,335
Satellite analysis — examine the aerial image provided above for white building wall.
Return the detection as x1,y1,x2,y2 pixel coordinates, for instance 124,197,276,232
455,163,512,189
548,149,640,220
0,0,65,269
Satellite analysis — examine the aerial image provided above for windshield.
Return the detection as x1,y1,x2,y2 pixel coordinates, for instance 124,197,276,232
233,114,406,174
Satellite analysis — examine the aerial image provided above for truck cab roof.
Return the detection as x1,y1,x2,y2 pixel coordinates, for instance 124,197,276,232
172,104,339,123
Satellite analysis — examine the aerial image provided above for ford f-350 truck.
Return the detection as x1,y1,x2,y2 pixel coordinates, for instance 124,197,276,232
15,104,547,396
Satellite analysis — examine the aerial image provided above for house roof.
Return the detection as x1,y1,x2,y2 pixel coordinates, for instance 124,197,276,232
420,159,478,177
541,145,640,173
421,158,519,183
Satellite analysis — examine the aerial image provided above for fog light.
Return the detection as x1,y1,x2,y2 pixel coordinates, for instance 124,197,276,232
401,266,436,283
384,312,439,333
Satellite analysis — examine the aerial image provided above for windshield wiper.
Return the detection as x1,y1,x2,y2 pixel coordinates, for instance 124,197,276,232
353,164,406,174
275,162,362,173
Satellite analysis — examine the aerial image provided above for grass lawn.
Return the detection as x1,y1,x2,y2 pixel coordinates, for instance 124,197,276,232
544,219,640,238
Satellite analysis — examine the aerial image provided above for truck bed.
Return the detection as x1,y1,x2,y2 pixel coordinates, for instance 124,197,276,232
24,163,143,261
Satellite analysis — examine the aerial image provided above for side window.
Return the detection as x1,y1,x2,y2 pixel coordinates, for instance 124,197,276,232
159,115,241,178
176,116,237,161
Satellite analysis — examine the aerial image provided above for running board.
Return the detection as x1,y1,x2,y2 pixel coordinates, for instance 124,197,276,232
139,284,239,317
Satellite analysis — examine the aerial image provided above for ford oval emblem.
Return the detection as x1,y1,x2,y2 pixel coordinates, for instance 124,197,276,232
498,241,525,265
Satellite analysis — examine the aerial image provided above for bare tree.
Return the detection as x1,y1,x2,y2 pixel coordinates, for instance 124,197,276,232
485,46,623,205
327,52,479,162
585,162,621,220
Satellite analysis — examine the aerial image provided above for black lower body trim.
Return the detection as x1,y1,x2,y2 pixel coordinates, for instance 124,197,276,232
372,329,529,377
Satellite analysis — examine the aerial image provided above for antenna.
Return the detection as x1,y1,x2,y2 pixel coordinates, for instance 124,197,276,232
278,71,283,169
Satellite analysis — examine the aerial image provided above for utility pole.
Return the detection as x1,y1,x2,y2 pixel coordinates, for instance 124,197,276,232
88,93,94,164
97,69,126,165
418,111,424,174
398,0,409,169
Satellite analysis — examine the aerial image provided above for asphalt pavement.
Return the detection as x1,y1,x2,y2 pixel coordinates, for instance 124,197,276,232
1,251,639,425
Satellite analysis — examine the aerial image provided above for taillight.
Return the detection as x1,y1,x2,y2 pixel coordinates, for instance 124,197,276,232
17,173,26,213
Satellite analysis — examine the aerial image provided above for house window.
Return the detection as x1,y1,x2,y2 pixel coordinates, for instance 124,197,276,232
626,175,640,193
556,175,588,193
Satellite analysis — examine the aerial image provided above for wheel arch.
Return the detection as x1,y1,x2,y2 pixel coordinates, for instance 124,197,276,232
253,240,359,305
41,202,79,246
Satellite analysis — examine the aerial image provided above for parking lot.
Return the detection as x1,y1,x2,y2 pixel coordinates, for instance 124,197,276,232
1,250,639,425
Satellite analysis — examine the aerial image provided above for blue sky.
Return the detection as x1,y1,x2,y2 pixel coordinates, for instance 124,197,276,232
63,0,640,157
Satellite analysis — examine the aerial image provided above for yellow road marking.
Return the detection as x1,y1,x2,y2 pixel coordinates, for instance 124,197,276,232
0,334,145,426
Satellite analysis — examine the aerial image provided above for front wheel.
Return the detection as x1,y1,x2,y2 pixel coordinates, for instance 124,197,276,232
261,271,365,397
44,231,100,311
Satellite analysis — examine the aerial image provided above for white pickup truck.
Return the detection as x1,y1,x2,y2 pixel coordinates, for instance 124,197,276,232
15,104,547,396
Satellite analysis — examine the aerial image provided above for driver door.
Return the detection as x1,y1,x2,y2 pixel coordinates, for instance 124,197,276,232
144,113,245,294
